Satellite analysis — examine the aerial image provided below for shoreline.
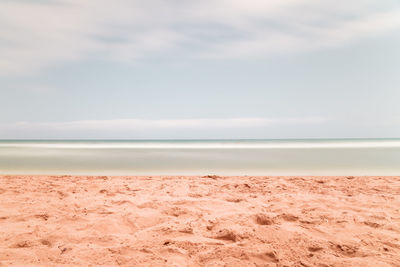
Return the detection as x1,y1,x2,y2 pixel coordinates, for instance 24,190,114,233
1,175,399,266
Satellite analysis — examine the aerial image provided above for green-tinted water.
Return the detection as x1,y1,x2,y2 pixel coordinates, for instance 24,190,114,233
0,139,399,175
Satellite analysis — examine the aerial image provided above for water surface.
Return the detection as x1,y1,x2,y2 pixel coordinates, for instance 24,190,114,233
0,139,399,175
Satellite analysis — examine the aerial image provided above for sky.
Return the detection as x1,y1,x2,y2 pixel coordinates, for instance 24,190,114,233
0,0,400,139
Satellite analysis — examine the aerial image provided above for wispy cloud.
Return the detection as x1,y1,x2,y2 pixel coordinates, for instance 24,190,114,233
0,0,399,75
6,117,326,130
0,117,326,139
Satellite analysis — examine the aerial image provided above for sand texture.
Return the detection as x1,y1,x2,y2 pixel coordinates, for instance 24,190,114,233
0,175,400,266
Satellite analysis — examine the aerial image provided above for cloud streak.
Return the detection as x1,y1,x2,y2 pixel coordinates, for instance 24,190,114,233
0,0,399,75
0,117,326,139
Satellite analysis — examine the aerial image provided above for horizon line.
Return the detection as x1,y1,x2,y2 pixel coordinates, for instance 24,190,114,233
1,137,399,141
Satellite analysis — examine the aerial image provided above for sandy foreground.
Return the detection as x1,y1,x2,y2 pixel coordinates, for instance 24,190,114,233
0,175,399,266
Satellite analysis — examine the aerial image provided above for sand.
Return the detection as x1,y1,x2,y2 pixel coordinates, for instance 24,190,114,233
0,175,399,266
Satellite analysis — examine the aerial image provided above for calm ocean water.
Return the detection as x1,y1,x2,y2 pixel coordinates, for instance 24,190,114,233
0,139,399,175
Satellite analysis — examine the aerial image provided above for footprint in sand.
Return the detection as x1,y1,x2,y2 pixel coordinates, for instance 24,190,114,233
164,207,188,217
98,189,116,196
213,229,238,242
57,190,68,199
58,245,72,254
11,240,32,248
308,246,323,252
225,197,244,203
251,251,279,263
279,213,299,222
363,221,382,228
254,214,275,225
331,243,360,257
178,226,194,234
111,200,133,205
40,239,52,247
34,214,49,221
160,247,189,267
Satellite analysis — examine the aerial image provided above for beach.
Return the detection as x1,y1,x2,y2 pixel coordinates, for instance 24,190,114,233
0,175,399,266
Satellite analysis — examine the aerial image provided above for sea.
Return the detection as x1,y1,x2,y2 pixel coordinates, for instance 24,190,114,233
0,139,399,176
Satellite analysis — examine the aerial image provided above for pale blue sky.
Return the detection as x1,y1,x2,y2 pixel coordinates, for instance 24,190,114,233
1,0,399,139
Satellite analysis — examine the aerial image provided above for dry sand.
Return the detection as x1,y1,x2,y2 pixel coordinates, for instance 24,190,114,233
0,175,399,266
